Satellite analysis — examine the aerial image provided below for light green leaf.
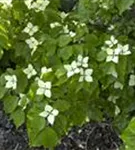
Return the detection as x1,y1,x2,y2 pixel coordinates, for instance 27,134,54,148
116,0,135,14
3,96,18,113
10,108,25,128
33,127,58,148
121,118,135,150
58,35,72,47
58,46,73,60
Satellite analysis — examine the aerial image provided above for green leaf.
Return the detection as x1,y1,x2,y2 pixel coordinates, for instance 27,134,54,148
54,100,70,112
116,0,135,14
121,118,135,150
27,106,46,144
10,108,25,128
58,35,72,47
33,127,58,148
16,69,28,93
0,86,7,99
3,96,18,113
96,51,107,62
58,46,73,60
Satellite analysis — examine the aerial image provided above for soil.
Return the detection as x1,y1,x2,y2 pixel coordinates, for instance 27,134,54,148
0,102,123,150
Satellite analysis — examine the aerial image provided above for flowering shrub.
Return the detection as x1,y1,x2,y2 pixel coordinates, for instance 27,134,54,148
0,0,135,149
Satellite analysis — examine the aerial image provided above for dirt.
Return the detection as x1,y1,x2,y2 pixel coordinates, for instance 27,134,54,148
0,102,123,150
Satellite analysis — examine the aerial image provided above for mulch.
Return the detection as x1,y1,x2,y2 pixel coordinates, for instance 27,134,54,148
0,102,123,150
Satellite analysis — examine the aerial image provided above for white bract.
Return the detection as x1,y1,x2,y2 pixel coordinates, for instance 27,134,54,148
32,0,50,12
106,47,121,63
64,61,80,78
25,37,39,53
77,55,89,68
23,64,37,79
79,68,93,82
5,75,17,90
116,44,131,55
129,74,135,86
25,0,50,12
114,81,123,90
63,25,69,34
69,31,76,37
50,22,61,28
40,66,52,78
108,25,114,31
36,79,52,98
39,104,59,125
23,22,38,36
0,0,12,7
105,36,118,48
18,94,30,110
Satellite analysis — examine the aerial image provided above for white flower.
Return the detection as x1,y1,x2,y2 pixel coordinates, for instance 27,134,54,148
63,25,69,34
40,66,52,78
32,0,50,12
106,48,121,63
5,75,17,90
39,104,59,125
114,81,123,90
25,37,39,52
0,0,12,7
64,61,80,78
24,0,33,9
77,55,89,68
108,25,114,31
25,0,50,12
23,22,38,36
50,22,61,29
129,74,135,86
69,31,76,37
105,36,118,47
79,68,93,82
23,64,37,79
36,79,52,98
60,12,69,19
116,44,131,55
18,93,29,110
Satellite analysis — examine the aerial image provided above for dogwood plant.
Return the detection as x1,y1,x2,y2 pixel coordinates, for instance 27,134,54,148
1,0,135,149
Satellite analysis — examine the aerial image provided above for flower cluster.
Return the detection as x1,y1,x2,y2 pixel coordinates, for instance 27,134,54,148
36,79,52,98
24,0,50,12
39,104,59,125
63,25,76,38
5,75,17,90
23,22,38,36
24,22,39,55
23,64,37,79
64,55,93,82
103,36,131,63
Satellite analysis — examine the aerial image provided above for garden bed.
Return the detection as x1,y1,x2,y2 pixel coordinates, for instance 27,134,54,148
0,102,122,150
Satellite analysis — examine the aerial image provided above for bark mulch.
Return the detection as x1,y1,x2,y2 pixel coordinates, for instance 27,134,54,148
0,102,123,150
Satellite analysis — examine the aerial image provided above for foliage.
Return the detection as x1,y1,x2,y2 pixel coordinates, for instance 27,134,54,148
0,0,135,149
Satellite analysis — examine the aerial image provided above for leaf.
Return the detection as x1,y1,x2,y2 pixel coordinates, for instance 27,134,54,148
58,46,73,60
0,86,7,99
58,35,72,47
121,118,135,150
54,100,70,112
96,51,107,62
10,108,25,128
16,69,28,93
116,56,127,84
3,96,18,113
116,0,135,14
33,127,58,148
27,106,46,144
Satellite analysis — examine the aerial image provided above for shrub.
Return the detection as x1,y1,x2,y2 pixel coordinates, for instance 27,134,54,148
0,0,135,149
